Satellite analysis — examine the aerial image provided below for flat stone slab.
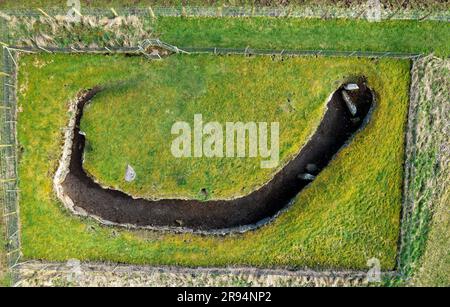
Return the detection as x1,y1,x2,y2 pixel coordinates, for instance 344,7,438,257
342,90,358,116
344,83,359,91
125,164,136,182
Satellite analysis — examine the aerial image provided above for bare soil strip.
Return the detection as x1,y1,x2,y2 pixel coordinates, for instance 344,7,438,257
57,82,373,232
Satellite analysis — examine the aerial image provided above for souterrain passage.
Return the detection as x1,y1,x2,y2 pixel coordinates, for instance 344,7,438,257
56,81,374,232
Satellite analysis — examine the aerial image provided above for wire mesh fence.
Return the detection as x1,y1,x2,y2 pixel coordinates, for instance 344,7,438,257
0,36,20,273
1,6,448,21
7,44,424,60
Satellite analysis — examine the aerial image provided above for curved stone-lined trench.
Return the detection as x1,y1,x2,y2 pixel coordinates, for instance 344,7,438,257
54,81,374,233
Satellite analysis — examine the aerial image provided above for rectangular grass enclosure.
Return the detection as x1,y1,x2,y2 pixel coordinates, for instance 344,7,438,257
15,51,410,270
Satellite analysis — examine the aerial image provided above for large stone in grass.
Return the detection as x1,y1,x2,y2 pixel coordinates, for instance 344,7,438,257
344,83,359,91
125,164,136,182
298,173,316,181
342,90,358,116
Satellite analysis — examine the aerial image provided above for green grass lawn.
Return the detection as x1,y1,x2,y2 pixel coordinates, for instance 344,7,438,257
402,57,449,287
80,54,328,200
17,53,409,270
0,201,6,286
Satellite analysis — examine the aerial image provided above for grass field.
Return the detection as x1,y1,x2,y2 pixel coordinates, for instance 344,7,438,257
403,57,449,287
80,54,329,200
414,188,450,286
0,223,5,282
6,16,449,58
16,53,409,269
0,47,9,287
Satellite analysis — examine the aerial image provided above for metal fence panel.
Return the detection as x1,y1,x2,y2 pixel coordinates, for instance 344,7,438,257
0,7,448,21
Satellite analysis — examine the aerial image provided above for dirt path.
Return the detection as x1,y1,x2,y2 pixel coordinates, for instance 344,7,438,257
58,82,373,232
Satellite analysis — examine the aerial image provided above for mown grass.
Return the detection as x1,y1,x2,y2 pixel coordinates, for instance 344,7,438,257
153,17,449,57
0,0,447,10
17,53,409,270
80,55,329,200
